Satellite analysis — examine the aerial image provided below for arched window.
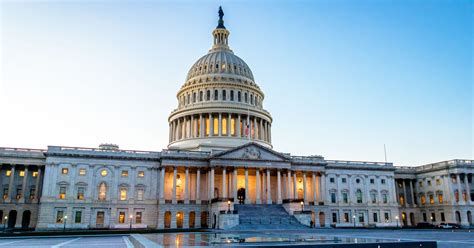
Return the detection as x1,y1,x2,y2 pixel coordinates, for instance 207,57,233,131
193,92,196,103
244,93,248,103
238,91,241,102
98,183,107,201
214,90,218,100
230,90,234,101
222,90,226,100
206,90,210,101
356,189,363,203
199,91,203,101
250,94,254,105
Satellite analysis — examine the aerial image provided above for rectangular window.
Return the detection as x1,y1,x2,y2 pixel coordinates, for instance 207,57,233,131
330,178,335,183
16,187,22,199
230,117,236,136
381,179,386,184
29,186,36,199
121,170,129,177
429,195,434,204
138,171,145,178
431,212,436,222
205,117,210,136
79,168,86,176
75,211,82,223
332,213,337,223
344,213,349,222
358,212,364,222
5,170,11,177
441,212,446,222
56,210,64,223
384,212,390,221
96,211,105,225
373,213,378,222
119,212,125,224
423,213,427,222
213,117,218,135
120,188,127,201
222,117,227,135
331,193,336,203
19,170,25,177
32,171,38,177
62,168,69,175
77,187,85,200
342,192,348,203
59,186,67,199
436,179,441,185
371,193,377,203
370,178,375,184
382,193,388,204
3,188,8,199
137,189,144,201
136,212,142,224
341,178,347,183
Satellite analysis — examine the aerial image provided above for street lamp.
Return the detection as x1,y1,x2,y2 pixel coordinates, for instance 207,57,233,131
430,216,434,226
300,201,304,212
395,215,399,228
227,200,231,213
3,216,7,232
129,214,133,232
353,215,356,228
63,216,67,232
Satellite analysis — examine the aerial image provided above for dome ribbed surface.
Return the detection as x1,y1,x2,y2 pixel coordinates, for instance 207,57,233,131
186,50,254,82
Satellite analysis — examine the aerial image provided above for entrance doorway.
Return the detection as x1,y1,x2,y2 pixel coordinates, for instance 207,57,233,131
96,211,104,228
21,210,31,229
237,188,246,204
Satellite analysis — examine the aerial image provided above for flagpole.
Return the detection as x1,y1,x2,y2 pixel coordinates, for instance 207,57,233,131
384,144,387,162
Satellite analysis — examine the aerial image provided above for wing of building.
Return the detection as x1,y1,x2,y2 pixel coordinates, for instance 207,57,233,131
0,8,472,230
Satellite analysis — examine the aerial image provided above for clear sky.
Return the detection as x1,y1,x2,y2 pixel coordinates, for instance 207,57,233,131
0,0,472,166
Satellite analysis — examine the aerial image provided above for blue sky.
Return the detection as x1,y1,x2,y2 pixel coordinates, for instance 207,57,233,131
0,0,472,166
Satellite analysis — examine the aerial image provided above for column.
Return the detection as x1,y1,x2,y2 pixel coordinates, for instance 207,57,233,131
222,167,227,198
244,168,249,204
293,172,297,200
209,113,214,137
321,173,326,202
227,114,231,137
457,174,463,204
200,114,204,138
259,119,264,140
196,169,201,204
34,167,42,202
172,167,177,204
190,115,194,138
159,167,165,203
177,118,181,140
277,170,282,204
256,169,261,204
253,117,257,139
237,114,241,137
268,124,272,143
303,172,307,204
218,113,222,136
312,173,317,204
21,166,28,202
409,180,416,206
7,165,15,201
233,169,237,201
287,171,291,199
210,168,215,200
402,180,408,206
316,173,321,203
185,168,189,204
348,175,352,204
465,174,471,203
266,169,272,204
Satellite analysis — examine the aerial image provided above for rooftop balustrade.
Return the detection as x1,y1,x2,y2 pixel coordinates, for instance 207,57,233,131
47,146,160,159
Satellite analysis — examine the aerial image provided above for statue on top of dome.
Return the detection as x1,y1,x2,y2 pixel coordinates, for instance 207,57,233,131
217,6,226,29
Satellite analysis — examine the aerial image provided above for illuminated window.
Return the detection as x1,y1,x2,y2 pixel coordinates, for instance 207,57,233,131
137,189,144,201
16,187,22,199
213,117,218,135
438,194,443,203
138,171,145,177
19,170,25,177
100,169,108,177
32,171,38,177
399,195,405,205
79,168,86,176
120,188,127,201
197,118,201,136
118,212,125,224
436,179,441,185
59,187,67,199
62,168,68,175
205,117,210,136
56,210,64,224
455,190,459,202
29,186,36,199
230,117,236,136
429,195,434,204
98,183,107,201
77,187,85,200
5,170,11,177
121,170,129,177
136,212,142,224
3,188,8,199
421,195,426,205
222,117,227,135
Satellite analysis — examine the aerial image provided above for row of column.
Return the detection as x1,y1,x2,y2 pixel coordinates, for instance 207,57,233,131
454,173,472,204
0,165,43,203
169,113,271,143
158,166,324,205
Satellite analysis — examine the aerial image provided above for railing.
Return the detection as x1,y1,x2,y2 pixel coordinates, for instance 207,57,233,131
161,149,210,158
0,147,46,153
47,146,160,158
169,101,272,116
326,160,393,167
291,155,325,162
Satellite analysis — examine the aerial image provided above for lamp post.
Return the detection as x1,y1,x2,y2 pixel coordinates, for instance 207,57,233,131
430,216,434,226
3,216,7,232
300,201,304,212
63,216,67,232
227,200,231,213
129,214,133,232
353,215,356,228
395,215,399,228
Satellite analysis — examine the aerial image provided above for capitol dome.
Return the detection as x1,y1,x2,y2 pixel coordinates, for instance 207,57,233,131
168,7,272,151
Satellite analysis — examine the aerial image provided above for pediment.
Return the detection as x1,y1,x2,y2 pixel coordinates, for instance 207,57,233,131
211,142,289,162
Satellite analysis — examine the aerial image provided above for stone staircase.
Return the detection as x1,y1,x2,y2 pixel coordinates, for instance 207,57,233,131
232,204,309,230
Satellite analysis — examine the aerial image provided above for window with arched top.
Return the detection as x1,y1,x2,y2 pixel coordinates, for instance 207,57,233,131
244,93,248,103
214,90,218,100
356,189,363,203
206,90,210,101
230,90,234,101
238,91,241,102
199,91,203,102
222,90,226,100
250,94,254,105
98,183,107,201
193,92,196,103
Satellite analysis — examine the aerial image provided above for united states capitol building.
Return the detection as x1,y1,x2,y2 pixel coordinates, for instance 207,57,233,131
1,8,472,231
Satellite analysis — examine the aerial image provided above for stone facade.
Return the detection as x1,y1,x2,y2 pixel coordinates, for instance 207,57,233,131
0,8,471,230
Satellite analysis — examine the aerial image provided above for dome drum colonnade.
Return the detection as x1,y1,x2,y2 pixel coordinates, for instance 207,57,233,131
168,7,272,151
